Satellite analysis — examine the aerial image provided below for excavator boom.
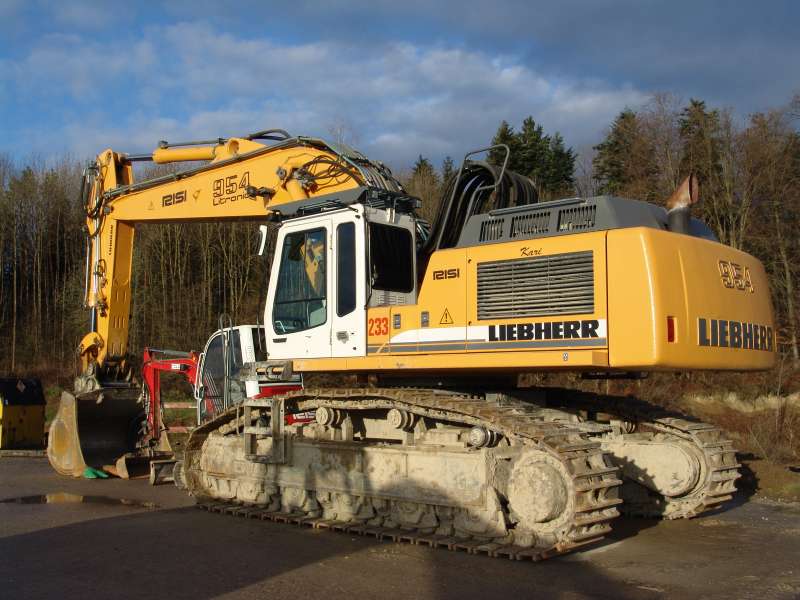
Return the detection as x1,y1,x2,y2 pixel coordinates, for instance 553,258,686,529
51,130,407,478
79,132,403,375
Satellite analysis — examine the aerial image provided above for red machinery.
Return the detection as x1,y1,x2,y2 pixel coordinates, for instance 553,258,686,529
140,342,307,451
140,347,200,450
117,340,306,481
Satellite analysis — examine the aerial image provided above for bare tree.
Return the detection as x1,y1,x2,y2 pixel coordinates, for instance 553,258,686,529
745,110,800,364
573,145,598,198
327,117,360,149
641,92,684,198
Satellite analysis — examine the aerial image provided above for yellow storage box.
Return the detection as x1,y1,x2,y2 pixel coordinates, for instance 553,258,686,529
0,378,46,449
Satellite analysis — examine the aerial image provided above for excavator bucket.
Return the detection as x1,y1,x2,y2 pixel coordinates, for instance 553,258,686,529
47,389,145,478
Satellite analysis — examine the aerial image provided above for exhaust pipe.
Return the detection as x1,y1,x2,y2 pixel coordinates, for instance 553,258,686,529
666,174,699,235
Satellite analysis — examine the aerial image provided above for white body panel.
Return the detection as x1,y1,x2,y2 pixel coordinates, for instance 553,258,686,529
265,207,367,361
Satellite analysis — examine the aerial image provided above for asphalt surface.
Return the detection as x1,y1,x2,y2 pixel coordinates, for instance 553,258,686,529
1,457,798,600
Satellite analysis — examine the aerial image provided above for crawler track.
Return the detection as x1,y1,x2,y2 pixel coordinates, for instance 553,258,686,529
619,415,740,519
194,497,579,560
184,388,623,561
545,391,741,519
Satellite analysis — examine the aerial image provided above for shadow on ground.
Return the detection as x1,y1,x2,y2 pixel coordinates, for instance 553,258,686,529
0,501,667,600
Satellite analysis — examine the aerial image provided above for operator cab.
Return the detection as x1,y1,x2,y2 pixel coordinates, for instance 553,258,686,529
265,205,417,361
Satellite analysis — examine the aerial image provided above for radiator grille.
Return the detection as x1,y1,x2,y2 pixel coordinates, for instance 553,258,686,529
557,205,596,232
510,211,550,237
479,218,505,242
477,251,594,319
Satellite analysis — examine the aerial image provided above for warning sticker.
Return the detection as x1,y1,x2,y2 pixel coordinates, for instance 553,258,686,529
439,308,454,325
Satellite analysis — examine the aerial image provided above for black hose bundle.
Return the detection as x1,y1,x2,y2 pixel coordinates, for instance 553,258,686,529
424,161,538,253
246,129,292,142
298,156,367,188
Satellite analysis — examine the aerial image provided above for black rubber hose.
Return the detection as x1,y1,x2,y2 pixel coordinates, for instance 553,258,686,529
419,162,538,272
247,129,291,141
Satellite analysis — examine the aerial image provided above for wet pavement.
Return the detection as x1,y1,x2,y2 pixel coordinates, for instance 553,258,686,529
1,457,798,599
1,492,159,508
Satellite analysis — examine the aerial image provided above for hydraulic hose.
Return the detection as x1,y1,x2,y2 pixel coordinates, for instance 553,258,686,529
424,161,538,253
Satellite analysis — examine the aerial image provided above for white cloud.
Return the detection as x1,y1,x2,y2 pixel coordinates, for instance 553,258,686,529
4,20,648,167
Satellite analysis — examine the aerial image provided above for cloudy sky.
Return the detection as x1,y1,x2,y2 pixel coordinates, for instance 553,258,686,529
0,0,797,169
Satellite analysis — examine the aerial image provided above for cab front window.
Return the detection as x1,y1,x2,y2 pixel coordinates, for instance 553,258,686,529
273,228,327,334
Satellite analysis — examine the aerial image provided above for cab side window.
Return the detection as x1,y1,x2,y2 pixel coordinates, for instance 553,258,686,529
337,222,356,317
369,223,414,293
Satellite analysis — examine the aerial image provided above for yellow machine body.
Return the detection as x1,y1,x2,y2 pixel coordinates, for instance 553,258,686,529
292,226,774,374
76,135,775,378
0,379,46,450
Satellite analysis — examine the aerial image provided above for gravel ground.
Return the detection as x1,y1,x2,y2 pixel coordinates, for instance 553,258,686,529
1,457,798,600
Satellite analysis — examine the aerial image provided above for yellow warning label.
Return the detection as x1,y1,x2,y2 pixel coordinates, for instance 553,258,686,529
439,308,454,325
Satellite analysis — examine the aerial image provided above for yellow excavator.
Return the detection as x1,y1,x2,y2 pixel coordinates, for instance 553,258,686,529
48,128,775,560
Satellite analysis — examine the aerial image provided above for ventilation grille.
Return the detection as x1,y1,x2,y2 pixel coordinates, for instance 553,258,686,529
479,218,505,242
370,289,411,306
557,206,596,232
477,251,594,319
511,211,550,237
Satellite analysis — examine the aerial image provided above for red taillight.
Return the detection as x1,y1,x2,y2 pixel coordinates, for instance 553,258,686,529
667,316,676,343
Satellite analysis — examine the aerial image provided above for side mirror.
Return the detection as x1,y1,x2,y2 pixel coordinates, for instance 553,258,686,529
256,224,268,256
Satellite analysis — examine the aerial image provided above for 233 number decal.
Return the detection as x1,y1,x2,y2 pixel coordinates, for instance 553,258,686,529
368,317,389,336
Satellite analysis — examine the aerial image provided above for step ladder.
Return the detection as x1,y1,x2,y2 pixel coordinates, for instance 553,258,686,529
242,397,287,464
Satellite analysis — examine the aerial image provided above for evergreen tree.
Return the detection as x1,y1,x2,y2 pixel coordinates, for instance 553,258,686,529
412,155,436,179
408,155,441,221
516,116,550,183
593,109,658,199
489,117,576,197
543,133,576,197
678,99,722,191
489,121,522,171
440,156,456,185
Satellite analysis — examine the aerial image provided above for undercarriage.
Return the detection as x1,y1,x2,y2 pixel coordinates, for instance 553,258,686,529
539,389,740,519
182,386,739,560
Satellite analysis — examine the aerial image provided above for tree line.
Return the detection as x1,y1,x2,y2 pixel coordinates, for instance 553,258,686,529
0,160,268,378
0,94,797,386
592,94,799,365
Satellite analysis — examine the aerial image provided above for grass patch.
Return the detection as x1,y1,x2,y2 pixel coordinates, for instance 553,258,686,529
164,408,196,427
739,458,800,502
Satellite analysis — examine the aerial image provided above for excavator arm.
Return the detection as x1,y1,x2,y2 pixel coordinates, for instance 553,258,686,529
78,132,402,379
50,130,405,477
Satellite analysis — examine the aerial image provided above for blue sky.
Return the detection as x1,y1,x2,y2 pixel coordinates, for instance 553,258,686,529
1,0,797,169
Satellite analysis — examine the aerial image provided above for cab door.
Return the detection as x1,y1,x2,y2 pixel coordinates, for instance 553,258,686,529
266,218,333,359
265,208,366,361
194,328,244,421
329,208,366,358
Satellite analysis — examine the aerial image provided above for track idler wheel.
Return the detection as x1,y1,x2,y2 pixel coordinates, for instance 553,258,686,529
506,451,572,545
